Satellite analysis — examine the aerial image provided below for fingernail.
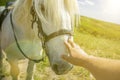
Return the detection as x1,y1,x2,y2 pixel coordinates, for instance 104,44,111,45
68,39,71,42
69,39,71,41
64,41,67,44
61,55,66,59
61,55,65,58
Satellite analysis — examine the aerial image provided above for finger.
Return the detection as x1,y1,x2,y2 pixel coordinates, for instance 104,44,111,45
64,41,72,51
61,55,72,62
68,39,76,47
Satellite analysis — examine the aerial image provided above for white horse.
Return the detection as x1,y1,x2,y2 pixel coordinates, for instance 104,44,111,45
0,0,80,80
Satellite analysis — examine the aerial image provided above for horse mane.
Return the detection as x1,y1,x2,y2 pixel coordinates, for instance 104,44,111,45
12,0,80,28
34,0,80,27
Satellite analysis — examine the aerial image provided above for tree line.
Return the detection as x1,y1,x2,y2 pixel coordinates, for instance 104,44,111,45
0,0,15,6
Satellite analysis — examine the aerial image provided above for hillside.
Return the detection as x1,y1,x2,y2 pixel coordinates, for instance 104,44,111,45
74,16,120,58
78,16,120,40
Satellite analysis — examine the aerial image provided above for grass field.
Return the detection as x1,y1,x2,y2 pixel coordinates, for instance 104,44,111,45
2,16,120,80
34,16,120,80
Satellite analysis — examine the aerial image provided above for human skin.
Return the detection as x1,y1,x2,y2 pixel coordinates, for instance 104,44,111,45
62,39,120,80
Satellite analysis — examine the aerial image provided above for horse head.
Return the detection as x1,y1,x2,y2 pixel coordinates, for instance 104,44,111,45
8,0,80,75
32,0,80,74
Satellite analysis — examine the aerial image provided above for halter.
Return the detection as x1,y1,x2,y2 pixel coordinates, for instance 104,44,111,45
30,6,73,47
10,4,73,63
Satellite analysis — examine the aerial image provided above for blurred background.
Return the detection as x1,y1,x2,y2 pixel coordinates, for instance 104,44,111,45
0,0,120,80
0,0,15,6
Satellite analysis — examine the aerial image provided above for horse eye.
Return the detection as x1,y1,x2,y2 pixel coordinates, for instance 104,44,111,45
41,4,45,11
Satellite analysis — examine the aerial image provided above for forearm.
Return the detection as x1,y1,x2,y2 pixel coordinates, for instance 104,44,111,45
83,56,120,80
62,39,120,80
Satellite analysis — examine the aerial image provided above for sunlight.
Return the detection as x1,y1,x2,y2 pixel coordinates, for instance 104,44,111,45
104,0,120,15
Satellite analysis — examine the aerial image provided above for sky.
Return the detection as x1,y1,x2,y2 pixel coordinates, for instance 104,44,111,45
78,0,120,24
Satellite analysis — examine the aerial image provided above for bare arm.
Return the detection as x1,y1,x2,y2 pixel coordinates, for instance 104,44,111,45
62,39,120,80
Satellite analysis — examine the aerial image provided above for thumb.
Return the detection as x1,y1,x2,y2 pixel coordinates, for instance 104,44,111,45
61,55,72,62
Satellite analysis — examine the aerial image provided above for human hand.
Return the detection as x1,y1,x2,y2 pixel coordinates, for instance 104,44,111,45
62,39,89,66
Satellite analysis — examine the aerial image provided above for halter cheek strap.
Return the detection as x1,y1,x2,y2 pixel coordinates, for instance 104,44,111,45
10,13,44,63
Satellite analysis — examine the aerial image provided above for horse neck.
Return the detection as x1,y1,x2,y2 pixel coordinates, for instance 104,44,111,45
12,0,33,29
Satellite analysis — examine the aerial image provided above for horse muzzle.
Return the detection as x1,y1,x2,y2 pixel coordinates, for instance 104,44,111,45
51,62,73,75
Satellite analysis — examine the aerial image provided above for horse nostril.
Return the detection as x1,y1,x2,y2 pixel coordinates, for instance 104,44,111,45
53,64,58,72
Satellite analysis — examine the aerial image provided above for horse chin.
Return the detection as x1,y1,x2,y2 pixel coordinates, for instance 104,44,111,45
52,63,73,75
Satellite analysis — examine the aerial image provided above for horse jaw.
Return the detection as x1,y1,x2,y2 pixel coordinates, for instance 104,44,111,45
45,35,73,75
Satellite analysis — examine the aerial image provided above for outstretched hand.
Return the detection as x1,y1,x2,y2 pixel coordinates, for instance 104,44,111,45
62,39,89,66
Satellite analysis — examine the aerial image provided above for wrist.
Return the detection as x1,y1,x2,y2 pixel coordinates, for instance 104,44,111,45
77,54,90,67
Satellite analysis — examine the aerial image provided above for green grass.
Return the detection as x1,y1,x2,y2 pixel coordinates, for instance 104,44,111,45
74,16,120,59
79,16,120,40
34,16,120,80
0,0,15,6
